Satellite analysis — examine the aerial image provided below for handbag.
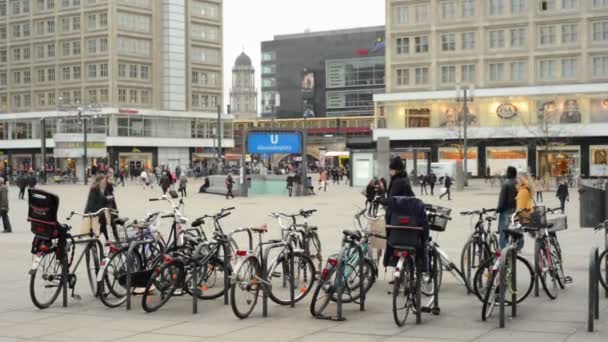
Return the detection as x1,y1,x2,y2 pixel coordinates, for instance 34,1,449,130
80,216,100,237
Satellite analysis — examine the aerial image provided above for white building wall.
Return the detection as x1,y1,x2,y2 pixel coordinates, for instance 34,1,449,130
161,0,187,111
157,147,190,170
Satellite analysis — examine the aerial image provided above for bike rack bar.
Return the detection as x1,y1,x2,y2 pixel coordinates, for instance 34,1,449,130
230,228,254,251
62,254,69,307
511,251,517,318
125,238,155,311
222,238,230,305
498,247,511,328
261,241,294,317
335,247,345,321
588,247,599,332
356,242,365,312
534,238,540,298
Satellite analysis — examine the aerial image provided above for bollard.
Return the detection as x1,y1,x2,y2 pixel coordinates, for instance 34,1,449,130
223,239,230,305
498,248,509,328
192,260,199,314
289,244,295,309
511,251,517,318
336,250,344,321
358,243,365,312
62,255,69,307
588,247,598,332
594,248,600,320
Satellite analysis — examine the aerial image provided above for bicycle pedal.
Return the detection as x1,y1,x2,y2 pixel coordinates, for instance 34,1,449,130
421,307,432,313
431,307,441,316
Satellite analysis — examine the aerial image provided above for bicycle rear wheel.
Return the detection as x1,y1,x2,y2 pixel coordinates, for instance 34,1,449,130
461,238,491,294
473,255,533,304
481,269,500,321
310,267,336,317
600,249,608,291
393,258,415,327
536,242,558,300
30,252,64,309
334,257,376,303
98,250,135,308
548,237,566,289
186,255,229,300
268,252,316,305
422,249,442,296
230,256,261,319
141,261,184,312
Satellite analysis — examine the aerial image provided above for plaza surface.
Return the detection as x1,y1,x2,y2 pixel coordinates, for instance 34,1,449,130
0,179,606,342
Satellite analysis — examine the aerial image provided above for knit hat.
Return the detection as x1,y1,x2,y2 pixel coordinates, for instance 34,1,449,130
389,156,404,172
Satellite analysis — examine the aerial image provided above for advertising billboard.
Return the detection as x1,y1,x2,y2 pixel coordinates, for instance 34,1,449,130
247,132,302,155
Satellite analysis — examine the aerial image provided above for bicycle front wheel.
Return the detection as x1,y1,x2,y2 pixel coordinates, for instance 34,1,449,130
268,252,316,305
481,268,500,321
393,258,415,327
536,242,558,300
473,255,534,304
310,267,336,317
230,256,261,319
141,261,184,313
600,249,608,291
30,252,64,309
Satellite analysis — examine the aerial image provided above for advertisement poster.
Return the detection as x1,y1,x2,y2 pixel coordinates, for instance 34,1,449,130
590,146,608,177
590,98,608,123
536,100,559,124
439,105,479,128
560,99,581,124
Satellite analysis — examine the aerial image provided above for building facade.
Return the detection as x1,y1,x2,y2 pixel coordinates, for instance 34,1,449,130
376,0,608,178
0,0,230,176
261,26,385,119
230,52,257,119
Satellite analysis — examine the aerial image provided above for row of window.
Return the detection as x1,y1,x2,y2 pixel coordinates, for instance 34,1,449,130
191,23,220,43
192,70,220,87
191,93,219,109
392,0,606,26
0,62,108,86
117,37,151,58
394,56,608,87
117,12,151,34
191,46,220,65
0,37,107,63
394,22,608,56
117,88,151,105
191,0,220,21
118,63,150,80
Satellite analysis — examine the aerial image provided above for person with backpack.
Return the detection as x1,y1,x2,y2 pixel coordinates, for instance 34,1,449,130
364,179,377,215
387,156,415,198
496,166,518,249
225,174,235,199
159,172,171,195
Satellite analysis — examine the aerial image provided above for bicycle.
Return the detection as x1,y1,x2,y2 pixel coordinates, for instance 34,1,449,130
480,210,536,321
230,225,316,319
271,209,322,271
460,208,499,293
595,219,608,291
29,206,114,309
310,208,383,318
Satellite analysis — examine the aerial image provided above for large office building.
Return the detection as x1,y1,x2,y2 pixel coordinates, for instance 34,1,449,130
375,0,608,178
261,26,385,119
0,0,230,176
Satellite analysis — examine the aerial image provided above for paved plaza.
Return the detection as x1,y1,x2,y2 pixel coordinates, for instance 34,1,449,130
0,179,607,342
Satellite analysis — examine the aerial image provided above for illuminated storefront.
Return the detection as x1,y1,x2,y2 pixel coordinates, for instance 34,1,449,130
374,83,608,178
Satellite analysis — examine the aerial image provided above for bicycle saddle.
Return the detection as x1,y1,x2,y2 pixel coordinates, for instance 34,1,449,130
113,217,129,226
485,216,496,222
503,228,523,239
250,225,268,234
342,229,362,240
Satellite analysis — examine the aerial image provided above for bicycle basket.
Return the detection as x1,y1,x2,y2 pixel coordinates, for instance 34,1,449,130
521,206,547,228
425,204,451,232
27,189,60,239
547,215,567,232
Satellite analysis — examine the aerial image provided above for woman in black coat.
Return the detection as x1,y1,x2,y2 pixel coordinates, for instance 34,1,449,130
85,175,109,239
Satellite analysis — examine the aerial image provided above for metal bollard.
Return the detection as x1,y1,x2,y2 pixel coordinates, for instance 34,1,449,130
289,244,295,308
192,260,199,314
588,247,598,332
511,251,517,318
62,255,69,307
498,248,509,328
336,250,344,321
594,248,600,320
358,244,365,312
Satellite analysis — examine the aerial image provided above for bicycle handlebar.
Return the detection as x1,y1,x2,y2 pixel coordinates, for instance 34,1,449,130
594,219,608,231
460,208,496,216
67,208,117,220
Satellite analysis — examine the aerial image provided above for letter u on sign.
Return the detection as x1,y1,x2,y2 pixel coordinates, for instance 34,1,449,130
270,134,279,145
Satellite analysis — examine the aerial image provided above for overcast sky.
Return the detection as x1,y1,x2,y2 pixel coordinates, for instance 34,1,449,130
222,0,385,114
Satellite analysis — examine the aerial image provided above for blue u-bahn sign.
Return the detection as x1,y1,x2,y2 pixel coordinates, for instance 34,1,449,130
247,132,302,154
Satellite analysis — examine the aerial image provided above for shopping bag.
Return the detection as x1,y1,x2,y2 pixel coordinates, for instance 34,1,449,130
440,187,448,195
80,216,100,237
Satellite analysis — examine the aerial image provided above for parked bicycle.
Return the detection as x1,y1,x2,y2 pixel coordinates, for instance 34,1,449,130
271,209,322,271
460,208,499,293
594,219,608,291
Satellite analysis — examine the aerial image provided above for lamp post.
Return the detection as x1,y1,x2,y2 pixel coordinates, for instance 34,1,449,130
456,86,474,187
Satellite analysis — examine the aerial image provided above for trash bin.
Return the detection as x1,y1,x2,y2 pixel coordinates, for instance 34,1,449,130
579,183,607,228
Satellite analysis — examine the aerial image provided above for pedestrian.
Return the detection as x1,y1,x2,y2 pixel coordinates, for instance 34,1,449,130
17,173,26,200
178,175,188,197
160,172,171,195
84,175,109,239
225,174,235,199
514,172,534,250
319,170,328,192
306,176,315,195
365,179,377,215
419,174,428,195
439,174,452,200
496,166,518,249
199,177,210,193
0,178,12,233
117,168,125,187
28,170,37,190
387,156,415,197
286,174,294,197
140,169,148,189
485,166,491,183
556,179,569,214
534,177,544,203
104,175,119,240
428,172,437,195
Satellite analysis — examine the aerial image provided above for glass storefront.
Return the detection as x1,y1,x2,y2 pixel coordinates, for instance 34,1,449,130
438,147,478,176
119,152,153,173
537,147,580,179
486,146,528,176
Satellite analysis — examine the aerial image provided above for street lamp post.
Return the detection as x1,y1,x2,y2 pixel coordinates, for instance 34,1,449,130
77,108,89,185
456,86,474,187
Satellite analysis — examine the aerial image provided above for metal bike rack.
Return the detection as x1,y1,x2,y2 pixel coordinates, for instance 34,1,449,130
333,241,366,321
498,248,517,328
60,235,105,307
125,238,155,311
588,247,601,332
261,242,295,317
191,237,232,313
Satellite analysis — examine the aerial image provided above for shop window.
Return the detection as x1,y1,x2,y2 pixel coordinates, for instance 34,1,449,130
406,108,430,128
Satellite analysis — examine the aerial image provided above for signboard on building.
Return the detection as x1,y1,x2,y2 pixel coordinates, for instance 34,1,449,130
53,134,107,158
247,132,302,155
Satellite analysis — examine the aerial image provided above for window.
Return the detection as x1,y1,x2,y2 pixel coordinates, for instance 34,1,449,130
395,5,408,24
396,68,409,85
73,65,80,79
100,38,108,52
441,34,456,51
47,44,55,57
462,0,475,17
118,88,126,102
511,0,526,14
261,51,275,62
37,93,46,106
539,59,557,80
37,69,45,82
100,89,108,103
461,64,476,82
37,0,45,11
0,72,6,85
60,91,70,104
99,13,107,27
13,95,21,108
47,20,54,33
561,58,577,78
12,24,20,38
592,56,608,77
0,2,5,15
72,16,80,31
129,64,137,78
191,94,199,107
440,1,456,19
561,0,576,9
72,41,80,55
141,90,149,104
88,64,96,79
100,63,108,77
561,24,577,44
87,39,96,54
129,89,137,103
414,4,428,23
510,61,526,81
12,1,20,15
61,17,69,32
191,71,198,84
73,90,81,104
510,28,526,47
594,0,608,8
12,48,20,62
441,65,456,83
23,23,30,37
415,67,429,84
489,63,505,81
262,78,276,87
48,91,55,105
62,41,70,56
0,49,5,63
415,36,429,53
48,68,55,81
489,30,505,48
140,65,149,79
12,71,21,84
540,0,557,11
87,14,96,30
540,25,556,45
118,64,126,77
35,21,44,35
489,0,504,15
88,89,97,104
593,22,608,42
61,0,69,7
396,37,409,54
462,32,476,50
62,66,70,80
